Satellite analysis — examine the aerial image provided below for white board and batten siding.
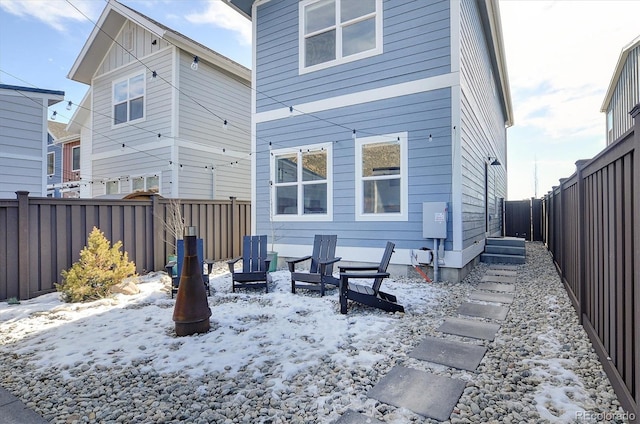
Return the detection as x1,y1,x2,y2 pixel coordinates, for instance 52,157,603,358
253,0,460,260
177,50,251,201
0,87,63,198
458,0,508,249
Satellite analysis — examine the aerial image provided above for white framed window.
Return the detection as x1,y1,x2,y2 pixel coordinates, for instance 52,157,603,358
113,72,145,126
47,152,55,176
299,0,382,74
271,142,332,221
606,109,613,143
355,132,408,221
131,174,160,193
71,146,80,171
106,180,120,195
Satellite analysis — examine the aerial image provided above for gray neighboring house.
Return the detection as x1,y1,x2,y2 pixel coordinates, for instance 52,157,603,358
47,121,82,198
66,0,251,200
0,84,64,198
228,0,513,282
601,34,640,145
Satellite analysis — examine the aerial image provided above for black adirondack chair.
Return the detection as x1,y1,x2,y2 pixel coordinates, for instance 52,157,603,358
338,241,404,314
287,234,341,296
227,235,271,293
165,238,213,298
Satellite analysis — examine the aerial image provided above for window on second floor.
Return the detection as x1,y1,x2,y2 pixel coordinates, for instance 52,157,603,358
47,152,55,176
113,73,145,125
300,0,382,73
106,180,120,195
72,146,80,171
355,132,408,221
132,174,159,193
271,143,332,221
606,109,613,144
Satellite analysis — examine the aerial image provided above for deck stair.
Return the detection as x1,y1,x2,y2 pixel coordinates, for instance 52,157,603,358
480,237,525,264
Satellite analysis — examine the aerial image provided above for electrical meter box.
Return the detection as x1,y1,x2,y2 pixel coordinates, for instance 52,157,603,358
423,202,448,239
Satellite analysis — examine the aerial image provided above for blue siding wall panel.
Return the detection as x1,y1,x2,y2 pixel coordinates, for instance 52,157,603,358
255,91,453,250
255,0,451,112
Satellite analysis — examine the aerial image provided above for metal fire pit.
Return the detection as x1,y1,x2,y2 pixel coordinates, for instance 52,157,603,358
173,227,211,336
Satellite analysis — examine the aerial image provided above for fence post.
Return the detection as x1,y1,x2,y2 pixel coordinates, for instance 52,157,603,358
630,103,640,411
16,191,30,300
574,160,589,323
230,196,236,257
151,194,163,272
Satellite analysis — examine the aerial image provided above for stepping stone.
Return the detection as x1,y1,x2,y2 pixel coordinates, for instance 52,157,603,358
409,336,487,371
368,365,465,421
481,275,516,284
437,317,501,341
458,302,509,321
469,291,514,304
477,282,515,293
333,409,384,423
489,264,519,271
486,269,517,277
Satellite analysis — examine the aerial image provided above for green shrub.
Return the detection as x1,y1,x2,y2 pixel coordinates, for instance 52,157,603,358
56,227,136,303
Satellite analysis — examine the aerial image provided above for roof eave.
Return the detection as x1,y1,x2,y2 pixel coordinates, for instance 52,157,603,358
485,0,514,127
600,35,640,112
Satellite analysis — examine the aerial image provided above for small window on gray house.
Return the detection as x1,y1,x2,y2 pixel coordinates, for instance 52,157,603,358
607,110,613,143
47,152,55,175
72,146,80,171
106,180,120,195
113,73,145,125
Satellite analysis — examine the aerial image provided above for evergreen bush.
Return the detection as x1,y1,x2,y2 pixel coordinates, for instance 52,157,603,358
56,227,136,303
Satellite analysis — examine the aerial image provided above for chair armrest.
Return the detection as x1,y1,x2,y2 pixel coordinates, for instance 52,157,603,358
318,257,342,266
340,272,389,280
339,265,378,273
287,255,312,272
264,258,272,272
227,257,241,273
204,259,215,274
165,260,177,273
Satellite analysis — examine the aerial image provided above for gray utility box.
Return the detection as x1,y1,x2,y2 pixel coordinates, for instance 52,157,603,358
423,202,448,239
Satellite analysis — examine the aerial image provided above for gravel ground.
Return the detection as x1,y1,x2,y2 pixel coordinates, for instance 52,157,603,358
0,242,629,423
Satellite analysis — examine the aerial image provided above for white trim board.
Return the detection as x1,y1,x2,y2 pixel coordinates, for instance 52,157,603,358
255,72,459,123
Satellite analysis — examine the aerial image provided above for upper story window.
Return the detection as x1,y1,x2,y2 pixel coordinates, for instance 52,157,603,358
132,174,159,193
72,146,80,171
300,0,382,74
606,109,613,144
355,132,408,221
113,73,145,125
106,180,120,195
271,143,332,221
47,152,55,176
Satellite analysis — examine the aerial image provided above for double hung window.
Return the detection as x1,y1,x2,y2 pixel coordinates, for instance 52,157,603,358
113,73,145,125
271,143,332,220
355,133,408,221
47,152,55,176
132,174,159,193
300,0,382,72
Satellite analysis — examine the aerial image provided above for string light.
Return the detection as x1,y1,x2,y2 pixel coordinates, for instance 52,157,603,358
152,70,157,78
223,119,228,131
66,101,72,111
289,106,293,116
191,56,199,71
352,129,356,140
121,143,125,151
428,134,433,143
51,111,57,120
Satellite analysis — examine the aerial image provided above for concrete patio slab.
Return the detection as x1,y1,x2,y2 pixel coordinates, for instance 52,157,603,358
469,291,514,304
0,387,48,424
476,282,515,293
458,302,510,321
409,336,487,371
437,317,501,341
481,275,517,284
333,409,384,423
488,264,519,271
367,366,465,421
485,269,517,277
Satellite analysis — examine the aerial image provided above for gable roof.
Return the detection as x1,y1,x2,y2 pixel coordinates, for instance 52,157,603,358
0,84,64,106
600,35,640,112
228,0,513,126
68,0,250,85
48,121,79,144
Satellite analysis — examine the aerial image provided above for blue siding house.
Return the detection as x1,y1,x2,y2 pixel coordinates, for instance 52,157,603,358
228,0,513,282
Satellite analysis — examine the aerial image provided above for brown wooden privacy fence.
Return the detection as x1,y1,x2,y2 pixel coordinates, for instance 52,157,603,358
0,192,251,301
542,104,639,420
504,198,543,241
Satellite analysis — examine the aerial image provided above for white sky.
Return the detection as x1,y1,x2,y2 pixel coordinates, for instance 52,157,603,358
1,0,639,199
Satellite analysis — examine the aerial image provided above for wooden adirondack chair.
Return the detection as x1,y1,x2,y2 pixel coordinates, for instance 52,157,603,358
287,234,341,296
227,235,272,293
165,238,213,298
338,241,404,314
